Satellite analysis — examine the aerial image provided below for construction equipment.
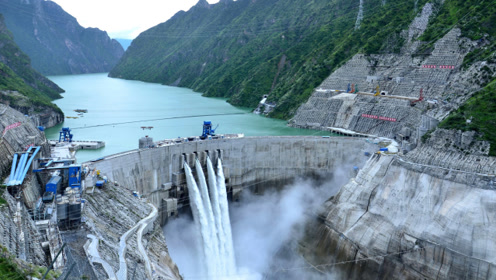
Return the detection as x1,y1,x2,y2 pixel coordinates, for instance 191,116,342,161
374,85,380,96
200,121,218,140
410,88,424,106
6,146,41,186
58,127,73,142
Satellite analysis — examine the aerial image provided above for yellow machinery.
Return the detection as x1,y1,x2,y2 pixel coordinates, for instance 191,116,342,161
374,85,380,96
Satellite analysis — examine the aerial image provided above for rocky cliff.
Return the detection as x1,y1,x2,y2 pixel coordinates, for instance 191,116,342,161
290,1,496,154
302,149,496,279
75,176,182,280
0,104,52,269
0,189,47,267
0,104,50,179
0,0,124,75
0,14,64,127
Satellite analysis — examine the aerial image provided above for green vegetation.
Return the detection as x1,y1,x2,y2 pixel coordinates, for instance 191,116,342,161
0,245,61,280
111,0,429,119
0,14,63,113
0,1,123,75
0,185,6,206
418,0,496,67
0,63,59,111
29,266,60,280
111,0,496,120
439,79,496,156
0,246,26,280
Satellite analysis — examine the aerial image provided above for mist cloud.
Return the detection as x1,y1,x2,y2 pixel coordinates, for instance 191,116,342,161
164,166,354,279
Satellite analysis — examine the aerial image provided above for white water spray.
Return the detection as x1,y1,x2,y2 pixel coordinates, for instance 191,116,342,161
183,157,237,278
183,162,219,276
216,158,236,273
206,157,227,270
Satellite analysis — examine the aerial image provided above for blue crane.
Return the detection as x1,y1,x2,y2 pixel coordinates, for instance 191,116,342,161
200,121,218,140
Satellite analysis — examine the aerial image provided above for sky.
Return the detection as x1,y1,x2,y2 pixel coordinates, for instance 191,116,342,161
51,0,220,39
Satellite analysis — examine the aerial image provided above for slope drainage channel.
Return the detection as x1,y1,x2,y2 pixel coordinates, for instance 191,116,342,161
137,204,158,279
116,204,158,280
86,234,117,279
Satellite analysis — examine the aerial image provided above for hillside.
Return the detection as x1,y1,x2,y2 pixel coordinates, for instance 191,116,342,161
0,14,63,127
110,0,436,118
428,0,496,155
0,0,124,75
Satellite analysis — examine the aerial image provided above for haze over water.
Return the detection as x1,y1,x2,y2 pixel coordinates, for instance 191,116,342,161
46,73,329,162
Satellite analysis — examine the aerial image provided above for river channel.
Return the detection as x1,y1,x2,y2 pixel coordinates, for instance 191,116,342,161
45,73,329,162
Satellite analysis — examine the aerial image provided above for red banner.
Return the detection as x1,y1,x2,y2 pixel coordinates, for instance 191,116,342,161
2,122,22,136
361,114,396,122
422,65,454,69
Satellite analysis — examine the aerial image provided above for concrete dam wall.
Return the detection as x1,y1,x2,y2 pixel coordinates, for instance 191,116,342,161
301,153,496,279
89,136,373,224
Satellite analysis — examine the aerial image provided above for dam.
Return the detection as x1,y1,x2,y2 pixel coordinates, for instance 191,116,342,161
84,133,496,279
87,135,375,225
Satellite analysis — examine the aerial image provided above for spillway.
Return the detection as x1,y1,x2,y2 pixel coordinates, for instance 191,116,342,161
88,136,372,225
215,158,236,274
183,157,237,278
86,136,374,278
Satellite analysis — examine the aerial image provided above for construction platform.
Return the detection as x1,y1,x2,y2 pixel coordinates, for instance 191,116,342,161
48,140,105,151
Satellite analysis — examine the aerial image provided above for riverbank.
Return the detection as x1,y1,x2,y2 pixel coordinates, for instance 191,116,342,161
45,73,330,162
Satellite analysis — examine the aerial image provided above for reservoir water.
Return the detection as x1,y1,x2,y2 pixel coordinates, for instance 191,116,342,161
45,73,329,162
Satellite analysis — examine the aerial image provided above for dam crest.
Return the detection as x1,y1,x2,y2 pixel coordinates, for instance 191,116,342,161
87,136,373,225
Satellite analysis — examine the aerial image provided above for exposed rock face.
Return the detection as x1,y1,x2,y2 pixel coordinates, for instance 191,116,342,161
303,153,496,279
0,104,54,267
0,91,64,128
82,180,182,280
0,106,50,265
289,2,494,152
421,128,491,156
0,14,63,99
0,190,47,266
0,0,124,75
290,28,476,143
0,104,50,179
0,14,64,127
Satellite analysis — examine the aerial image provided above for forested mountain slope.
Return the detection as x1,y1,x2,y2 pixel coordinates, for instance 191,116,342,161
0,0,124,75
0,14,63,127
110,0,434,118
111,0,495,120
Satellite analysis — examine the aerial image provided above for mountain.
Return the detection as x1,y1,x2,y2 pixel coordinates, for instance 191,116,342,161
110,0,496,120
0,0,124,75
0,14,63,127
109,0,432,118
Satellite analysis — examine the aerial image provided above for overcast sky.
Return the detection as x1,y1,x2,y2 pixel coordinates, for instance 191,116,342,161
52,0,220,39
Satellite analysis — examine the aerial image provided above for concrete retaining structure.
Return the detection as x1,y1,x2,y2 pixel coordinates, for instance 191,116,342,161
302,153,496,279
88,136,374,225
289,25,483,153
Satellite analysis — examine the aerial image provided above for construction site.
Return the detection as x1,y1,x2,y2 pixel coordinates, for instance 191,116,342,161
289,22,476,154
1,2,496,279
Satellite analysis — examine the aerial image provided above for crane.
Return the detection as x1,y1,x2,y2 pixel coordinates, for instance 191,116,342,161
410,88,424,106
